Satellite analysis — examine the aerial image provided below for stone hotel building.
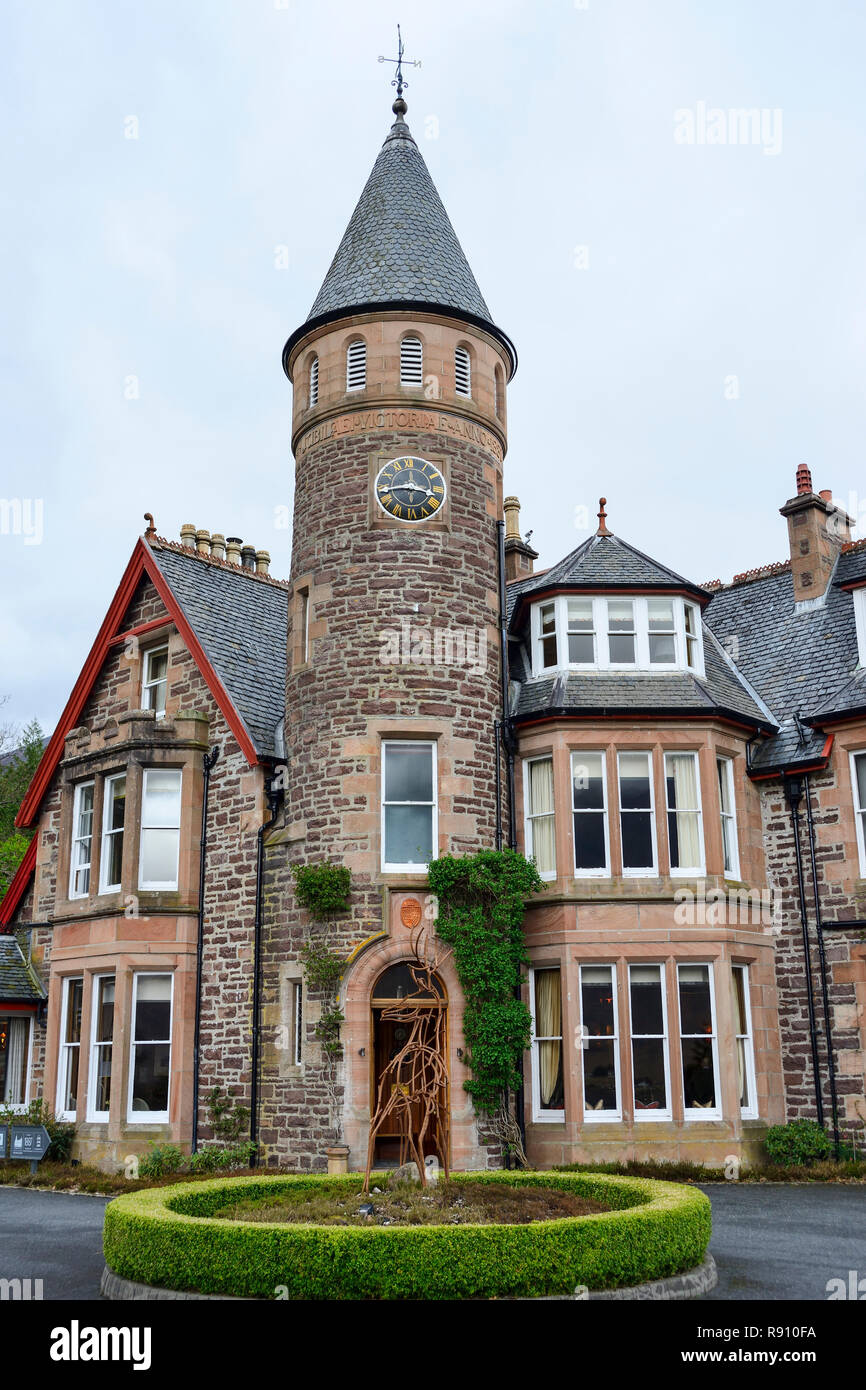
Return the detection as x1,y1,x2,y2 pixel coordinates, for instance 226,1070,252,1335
2,94,865,1172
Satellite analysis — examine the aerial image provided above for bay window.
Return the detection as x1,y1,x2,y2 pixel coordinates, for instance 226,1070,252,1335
732,964,758,1118
87,976,115,1121
1,1014,32,1108
69,782,94,898
851,751,866,876
128,973,173,1122
139,768,182,890
665,752,704,874
529,595,705,675
572,751,609,875
677,963,720,1117
382,741,437,872
617,751,657,873
717,756,739,877
580,965,620,1118
99,774,126,893
142,645,168,718
57,977,83,1119
628,965,670,1118
530,967,564,1119
524,756,556,879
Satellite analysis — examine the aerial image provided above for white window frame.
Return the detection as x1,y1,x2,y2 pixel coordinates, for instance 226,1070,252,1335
346,339,366,392
628,964,671,1121
579,963,622,1122
293,981,303,1066
664,751,706,876
400,336,424,387
69,781,95,900
99,773,126,894
56,976,83,1121
851,587,866,667
528,595,705,677
528,965,565,1123
299,587,311,664
380,740,438,873
677,962,722,1121
308,355,319,408
732,964,758,1120
86,974,115,1122
142,644,168,719
523,755,557,881
851,750,866,877
565,597,596,667
1,1013,34,1111
138,768,182,891
616,750,658,876
454,345,471,397
571,750,610,879
127,972,174,1125
647,597,679,668
716,755,740,879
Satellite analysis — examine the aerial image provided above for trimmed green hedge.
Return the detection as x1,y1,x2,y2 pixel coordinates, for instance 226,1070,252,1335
103,1170,711,1300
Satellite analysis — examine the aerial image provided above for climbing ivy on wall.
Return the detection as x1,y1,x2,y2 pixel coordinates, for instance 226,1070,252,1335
427,849,544,1114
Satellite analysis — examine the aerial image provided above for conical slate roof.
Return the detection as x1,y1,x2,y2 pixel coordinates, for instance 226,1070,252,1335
509,532,709,620
283,102,515,373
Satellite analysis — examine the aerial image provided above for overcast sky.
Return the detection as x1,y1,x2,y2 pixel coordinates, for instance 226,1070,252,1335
2,0,865,735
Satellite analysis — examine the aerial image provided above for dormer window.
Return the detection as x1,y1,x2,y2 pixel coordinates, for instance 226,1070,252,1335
400,337,423,387
346,340,366,392
530,595,705,676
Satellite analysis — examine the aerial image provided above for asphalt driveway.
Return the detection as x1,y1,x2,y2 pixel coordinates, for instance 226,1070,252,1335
0,1188,110,1300
698,1183,866,1300
0,1183,862,1300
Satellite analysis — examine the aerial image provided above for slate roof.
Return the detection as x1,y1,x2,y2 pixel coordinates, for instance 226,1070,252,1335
704,554,863,771
509,533,708,614
149,543,288,759
285,108,514,369
0,933,45,1002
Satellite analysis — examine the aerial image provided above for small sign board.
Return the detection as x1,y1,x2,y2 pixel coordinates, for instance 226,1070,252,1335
9,1125,51,1163
0,1125,7,1159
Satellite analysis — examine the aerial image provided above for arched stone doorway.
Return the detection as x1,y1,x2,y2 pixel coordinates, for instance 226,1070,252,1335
369,962,448,1166
341,935,487,1172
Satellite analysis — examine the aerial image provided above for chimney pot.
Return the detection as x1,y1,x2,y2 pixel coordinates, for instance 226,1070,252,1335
503,496,521,540
180,523,197,550
240,544,257,572
211,533,226,562
255,549,271,576
819,489,833,503
195,528,212,556
796,463,813,496
225,537,243,566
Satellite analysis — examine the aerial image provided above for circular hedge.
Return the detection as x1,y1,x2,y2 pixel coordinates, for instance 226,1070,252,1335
102,1170,711,1300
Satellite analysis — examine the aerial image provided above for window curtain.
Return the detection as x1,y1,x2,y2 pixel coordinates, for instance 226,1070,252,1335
4,1018,27,1104
672,756,701,867
529,759,556,875
731,971,748,1106
536,970,562,1105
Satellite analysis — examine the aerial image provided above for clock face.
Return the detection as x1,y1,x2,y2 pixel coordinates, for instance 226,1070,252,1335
374,456,446,523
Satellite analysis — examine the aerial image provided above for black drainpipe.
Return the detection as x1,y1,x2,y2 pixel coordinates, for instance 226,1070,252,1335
192,745,220,1154
803,774,840,1154
494,719,503,851
784,776,824,1127
496,520,516,849
497,519,525,1158
250,774,282,1166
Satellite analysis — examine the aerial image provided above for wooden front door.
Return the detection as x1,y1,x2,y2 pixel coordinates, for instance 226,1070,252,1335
371,1004,448,1162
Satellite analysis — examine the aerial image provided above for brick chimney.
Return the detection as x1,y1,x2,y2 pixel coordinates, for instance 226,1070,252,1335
503,496,538,582
779,465,853,602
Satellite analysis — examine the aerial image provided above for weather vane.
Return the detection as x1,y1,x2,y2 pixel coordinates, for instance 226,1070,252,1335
378,24,421,99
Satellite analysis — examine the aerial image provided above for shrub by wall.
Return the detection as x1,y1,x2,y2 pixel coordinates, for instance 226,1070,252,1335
103,1170,711,1300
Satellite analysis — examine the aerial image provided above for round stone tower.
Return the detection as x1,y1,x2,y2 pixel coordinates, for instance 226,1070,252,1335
262,96,517,1170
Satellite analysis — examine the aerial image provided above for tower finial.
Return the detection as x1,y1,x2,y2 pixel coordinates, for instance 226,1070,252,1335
378,24,421,114
596,497,611,536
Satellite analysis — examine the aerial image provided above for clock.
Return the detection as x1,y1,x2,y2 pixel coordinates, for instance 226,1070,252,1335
374,456,446,523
